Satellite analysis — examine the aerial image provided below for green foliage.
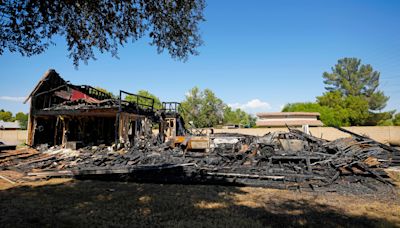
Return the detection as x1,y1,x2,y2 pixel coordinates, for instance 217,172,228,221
0,109,13,122
95,87,114,98
368,91,389,111
15,112,28,130
138,90,162,110
181,87,255,128
394,113,400,126
126,90,162,110
303,58,393,126
0,0,205,67
378,119,393,126
365,110,395,126
315,92,370,126
322,57,389,111
282,102,347,127
284,91,389,127
316,91,343,108
181,87,224,128
201,89,225,127
181,87,203,127
342,95,370,126
0,110,28,129
223,106,256,127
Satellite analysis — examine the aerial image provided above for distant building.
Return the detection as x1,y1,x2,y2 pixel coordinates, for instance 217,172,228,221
0,120,21,130
256,112,323,127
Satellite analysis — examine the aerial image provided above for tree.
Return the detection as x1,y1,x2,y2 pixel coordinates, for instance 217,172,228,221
181,87,224,128
180,87,203,127
95,87,114,98
181,87,256,128
223,106,239,125
126,90,162,110
200,89,224,127
282,102,349,127
15,112,28,129
223,106,256,127
323,58,389,111
316,91,370,126
0,109,13,122
0,0,205,66
394,113,400,126
368,91,389,111
342,95,370,126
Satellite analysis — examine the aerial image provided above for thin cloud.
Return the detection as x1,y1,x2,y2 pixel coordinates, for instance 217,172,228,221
229,99,271,113
0,96,26,102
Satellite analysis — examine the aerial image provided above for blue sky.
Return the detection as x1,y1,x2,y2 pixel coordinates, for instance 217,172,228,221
1,0,399,115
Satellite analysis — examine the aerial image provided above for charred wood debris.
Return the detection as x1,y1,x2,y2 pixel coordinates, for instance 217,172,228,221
1,127,400,194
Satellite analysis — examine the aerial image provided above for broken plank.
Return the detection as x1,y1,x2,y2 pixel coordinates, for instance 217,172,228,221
15,155,57,167
0,175,16,184
28,170,74,177
204,172,285,180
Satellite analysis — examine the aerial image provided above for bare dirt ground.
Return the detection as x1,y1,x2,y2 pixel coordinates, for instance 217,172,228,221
1,178,399,227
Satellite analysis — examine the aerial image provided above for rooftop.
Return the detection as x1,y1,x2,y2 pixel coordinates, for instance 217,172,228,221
256,112,321,118
0,120,21,129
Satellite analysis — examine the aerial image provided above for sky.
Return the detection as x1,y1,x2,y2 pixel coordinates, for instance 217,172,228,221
1,0,400,115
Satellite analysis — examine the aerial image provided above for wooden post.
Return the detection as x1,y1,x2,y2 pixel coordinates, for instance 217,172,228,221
27,101,35,146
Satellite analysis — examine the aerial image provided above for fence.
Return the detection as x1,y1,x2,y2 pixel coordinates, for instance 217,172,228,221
1,126,399,146
0,130,27,145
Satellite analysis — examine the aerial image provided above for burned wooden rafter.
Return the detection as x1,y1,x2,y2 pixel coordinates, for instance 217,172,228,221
25,69,164,149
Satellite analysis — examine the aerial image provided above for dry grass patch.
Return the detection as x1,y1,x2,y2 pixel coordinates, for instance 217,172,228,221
0,180,399,227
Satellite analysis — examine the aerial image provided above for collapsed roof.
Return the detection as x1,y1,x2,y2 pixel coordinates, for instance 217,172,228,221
25,69,159,148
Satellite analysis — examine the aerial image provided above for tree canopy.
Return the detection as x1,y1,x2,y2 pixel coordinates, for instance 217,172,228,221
15,112,28,129
0,0,205,66
0,109,13,122
322,57,389,111
0,110,28,129
180,87,224,128
394,113,400,126
316,91,370,126
283,57,396,126
223,106,256,127
180,87,255,128
282,102,347,127
126,90,162,110
125,90,162,109
95,87,114,98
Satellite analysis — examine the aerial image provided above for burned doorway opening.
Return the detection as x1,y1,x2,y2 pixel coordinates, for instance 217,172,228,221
33,115,116,148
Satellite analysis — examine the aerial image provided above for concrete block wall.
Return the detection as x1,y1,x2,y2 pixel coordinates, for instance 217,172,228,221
1,126,400,146
0,130,28,145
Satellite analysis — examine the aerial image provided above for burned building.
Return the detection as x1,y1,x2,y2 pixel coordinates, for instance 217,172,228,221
4,70,398,192
25,69,158,148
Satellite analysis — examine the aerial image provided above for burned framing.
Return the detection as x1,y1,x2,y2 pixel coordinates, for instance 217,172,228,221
25,69,158,149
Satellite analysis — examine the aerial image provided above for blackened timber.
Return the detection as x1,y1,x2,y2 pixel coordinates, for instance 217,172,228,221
270,156,321,160
334,126,400,153
71,163,196,175
34,108,119,117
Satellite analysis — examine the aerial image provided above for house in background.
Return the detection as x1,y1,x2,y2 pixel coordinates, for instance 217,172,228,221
0,120,21,130
256,112,323,127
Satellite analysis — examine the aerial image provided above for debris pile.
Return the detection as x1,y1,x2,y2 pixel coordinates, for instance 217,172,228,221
9,70,396,193
3,127,398,193
0,141,16,151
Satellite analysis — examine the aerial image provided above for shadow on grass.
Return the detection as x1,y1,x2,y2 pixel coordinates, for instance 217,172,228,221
0,179,397,228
